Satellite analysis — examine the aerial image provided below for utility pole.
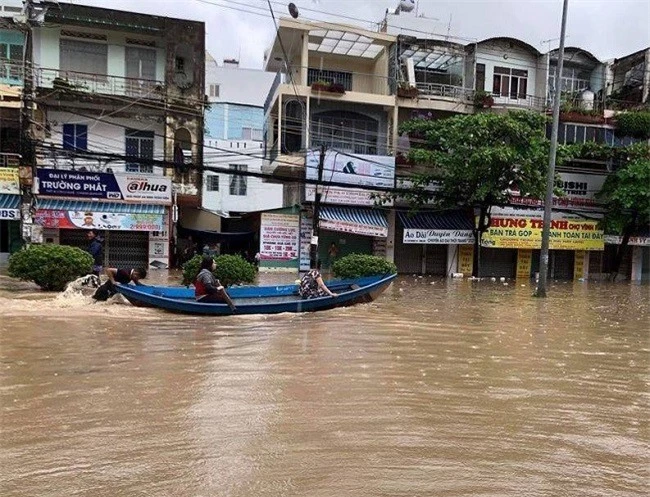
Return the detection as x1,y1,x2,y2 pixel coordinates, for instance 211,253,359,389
535,0,569,298
309,144,326,269
19,0,36,244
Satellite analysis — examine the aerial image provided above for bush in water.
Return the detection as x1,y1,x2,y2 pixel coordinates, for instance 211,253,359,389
8,244,94,291
332,254,397,279
182,254,256,287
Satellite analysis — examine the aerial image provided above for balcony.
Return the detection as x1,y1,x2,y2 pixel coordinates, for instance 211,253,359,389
34,67,165,101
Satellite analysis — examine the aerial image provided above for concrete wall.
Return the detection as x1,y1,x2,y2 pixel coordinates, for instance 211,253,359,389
205,103,264,141
206,58,276,107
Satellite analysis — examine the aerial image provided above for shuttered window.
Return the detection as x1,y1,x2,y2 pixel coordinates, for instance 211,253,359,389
60,39,107,78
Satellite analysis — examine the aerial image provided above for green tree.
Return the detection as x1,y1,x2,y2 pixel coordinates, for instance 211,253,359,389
397,110,553,277
597,144,650,281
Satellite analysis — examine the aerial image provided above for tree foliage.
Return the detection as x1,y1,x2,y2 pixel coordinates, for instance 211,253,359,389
397,111,553,209
182,254,256,287
8,244,94,291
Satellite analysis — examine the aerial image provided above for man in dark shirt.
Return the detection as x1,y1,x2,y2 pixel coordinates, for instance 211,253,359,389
92,267,147,301
86,230,104,276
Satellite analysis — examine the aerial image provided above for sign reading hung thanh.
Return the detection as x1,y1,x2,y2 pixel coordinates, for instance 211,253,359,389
305,149,395,206
36,169,172,204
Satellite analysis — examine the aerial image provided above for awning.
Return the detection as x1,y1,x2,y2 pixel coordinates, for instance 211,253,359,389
35,198,166,231
0,193,20,210
37,198,166,214
320,206,388,238
398,210,474,230
399,210,474,244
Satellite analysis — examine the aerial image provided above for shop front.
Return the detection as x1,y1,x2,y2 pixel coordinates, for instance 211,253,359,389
397,210,474,275
0,167,21,263
34,168,172,269
604,235,650,282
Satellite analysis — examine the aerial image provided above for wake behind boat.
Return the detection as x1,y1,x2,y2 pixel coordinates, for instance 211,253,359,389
115,274,396,315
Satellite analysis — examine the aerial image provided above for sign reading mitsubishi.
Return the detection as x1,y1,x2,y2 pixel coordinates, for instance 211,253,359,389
36,169,172,204
305,149,395,206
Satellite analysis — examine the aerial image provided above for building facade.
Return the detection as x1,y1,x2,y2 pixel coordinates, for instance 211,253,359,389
16,1,206,269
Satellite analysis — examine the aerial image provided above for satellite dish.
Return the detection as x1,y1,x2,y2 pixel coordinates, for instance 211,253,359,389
398,0,415,13
288,2,299,19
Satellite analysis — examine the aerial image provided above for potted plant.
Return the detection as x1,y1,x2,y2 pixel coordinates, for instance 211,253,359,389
473,90,494,109
311,80,346,94
396,82,419,98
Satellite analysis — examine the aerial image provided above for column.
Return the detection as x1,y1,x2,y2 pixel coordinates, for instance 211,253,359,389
446,244,459,277
630,246,643,282
385,209,395,263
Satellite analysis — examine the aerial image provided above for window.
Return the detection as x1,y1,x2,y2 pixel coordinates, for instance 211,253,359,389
492,66,528,99
475,63,485,91
124,47,156,89
62,124,88,151
229,164,247,196
311,110,379,155
60,39,107,78
307,68,353,91
209,84,220,97
206,174,219,191
175,56,185,72
0,42,23,81
125,129,154,173
242,127,263,141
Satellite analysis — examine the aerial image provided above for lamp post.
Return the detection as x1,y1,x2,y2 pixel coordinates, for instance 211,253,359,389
535,0,569,298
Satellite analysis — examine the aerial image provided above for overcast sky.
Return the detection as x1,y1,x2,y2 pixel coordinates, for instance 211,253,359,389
71,0,649,68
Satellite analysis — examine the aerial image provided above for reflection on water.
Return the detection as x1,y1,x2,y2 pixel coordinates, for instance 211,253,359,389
1,272,648,496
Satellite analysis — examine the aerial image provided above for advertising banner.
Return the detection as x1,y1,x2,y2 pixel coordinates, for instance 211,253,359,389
305,149,395,206
604,235,650,246
36,169,172,204
0,208,19,220
481,217,604,250
509,171,607,212
403,229,474,244
458,245,474,276
299,213,312,271
0,168,20,194
259,213,299,261
516,249,532,279
320,218,388,238
574,251,586,280
35,209,164,231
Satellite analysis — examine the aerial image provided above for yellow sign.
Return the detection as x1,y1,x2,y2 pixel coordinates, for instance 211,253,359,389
516,249,532,279
481,217,604,251
0,167,20,194
458,244,474,276
574,251,586,280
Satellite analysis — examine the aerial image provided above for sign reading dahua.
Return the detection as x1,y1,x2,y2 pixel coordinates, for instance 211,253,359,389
36,169,172,204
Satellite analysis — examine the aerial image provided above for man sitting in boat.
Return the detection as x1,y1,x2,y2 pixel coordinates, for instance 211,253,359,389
195,256,236,311
299,261,338,299
92,267,147,301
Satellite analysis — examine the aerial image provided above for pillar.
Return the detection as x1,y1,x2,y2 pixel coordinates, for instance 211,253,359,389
385,209,395,263
630,246,643,282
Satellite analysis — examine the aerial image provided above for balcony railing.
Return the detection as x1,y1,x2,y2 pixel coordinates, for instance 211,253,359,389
0,60,22,86
0,153,20,167
34,67,165,100
415,82,474,101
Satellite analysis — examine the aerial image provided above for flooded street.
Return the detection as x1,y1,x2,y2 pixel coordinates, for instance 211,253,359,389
1,273,648,496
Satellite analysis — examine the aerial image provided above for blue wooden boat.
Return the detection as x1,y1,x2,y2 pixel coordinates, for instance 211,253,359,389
114,274,396,315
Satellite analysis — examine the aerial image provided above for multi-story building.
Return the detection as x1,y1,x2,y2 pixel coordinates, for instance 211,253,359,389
0,8,23,263
262,18,398,271
23,1,205,269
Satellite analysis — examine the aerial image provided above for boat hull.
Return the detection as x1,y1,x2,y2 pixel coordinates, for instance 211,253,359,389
115,274,396,315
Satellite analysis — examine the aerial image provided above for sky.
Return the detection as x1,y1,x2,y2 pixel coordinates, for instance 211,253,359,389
60,0,650,68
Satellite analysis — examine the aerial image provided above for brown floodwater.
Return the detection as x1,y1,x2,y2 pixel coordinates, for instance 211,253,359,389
0,272,648,497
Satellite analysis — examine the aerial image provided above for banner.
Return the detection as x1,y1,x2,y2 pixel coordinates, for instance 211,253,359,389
35,209,164,231
259,213,299,261
458,245,473,276
320,218,388,238
604,235,650,247
0,207,19,220
516,249,532,279
36,169,172,204
305,149,394,206
299,213,312,271
0,168,19,194
481,217,604,250
403,229,474,244
574,251,586,280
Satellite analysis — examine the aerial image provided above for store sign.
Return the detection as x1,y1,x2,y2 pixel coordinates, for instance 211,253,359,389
510,171,607,212
0,168,20,194
259,213,299,261
299,213,312,271
481,217,604,250
320,218,388,238
604,235,650,246
458,245,474,276
0,208,19,220
516,249,532,279
305,149,395,206
34,209,164,231
36,169,172,204
403,229,474,244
